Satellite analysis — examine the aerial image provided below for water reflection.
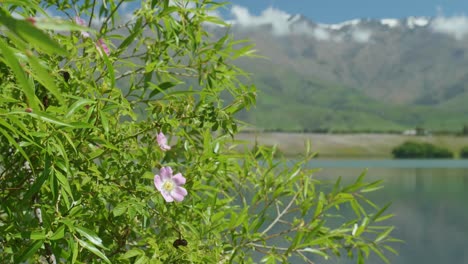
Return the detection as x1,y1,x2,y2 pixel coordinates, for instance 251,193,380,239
313,164,468,264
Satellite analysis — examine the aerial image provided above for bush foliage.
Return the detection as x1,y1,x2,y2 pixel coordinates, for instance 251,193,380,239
460,146,468,158
392,141,453,158
0,1,397,263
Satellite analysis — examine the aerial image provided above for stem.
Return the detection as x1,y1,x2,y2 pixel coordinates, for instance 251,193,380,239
33,194,57,264
99,0,125,35
88,0,97,27
260,192,298,236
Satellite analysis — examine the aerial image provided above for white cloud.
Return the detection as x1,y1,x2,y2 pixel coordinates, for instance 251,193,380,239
431,16,468,40
228,5,374,43
230,5,291,35
230,5,332,40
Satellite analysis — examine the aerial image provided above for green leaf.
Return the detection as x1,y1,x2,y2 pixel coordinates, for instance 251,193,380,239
71,237,78,264
0,37,38,109
30,230,46,240
16,240,44,263
113,202,128,217
77,238,111,264
134,255,149,264
148,81,179,98
55,170,74,200
117,19,141,51
120,248,144,259
232,43,256,59
101,49,115,89
372,203,392,222
50,225,65,240
24,154,50,200
370,245,390,264
0,8,67,56
26,54,64,104
35,18,96,33
75,227,105,248
11,110,74,127
99,109,109,136
0,120,32,167
375,226,394,243
301,247,329,259
65,99,94,118
314,192,325,218
375,214,395,223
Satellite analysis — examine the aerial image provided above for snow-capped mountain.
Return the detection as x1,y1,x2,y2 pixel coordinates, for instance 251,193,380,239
219,11,468,131
228,9,468,43
225,12,468,105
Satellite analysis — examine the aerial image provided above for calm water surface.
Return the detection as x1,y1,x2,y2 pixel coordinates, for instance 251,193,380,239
310,159,468,264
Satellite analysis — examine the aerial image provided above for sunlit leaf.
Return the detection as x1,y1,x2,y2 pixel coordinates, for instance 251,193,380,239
77,238,111,264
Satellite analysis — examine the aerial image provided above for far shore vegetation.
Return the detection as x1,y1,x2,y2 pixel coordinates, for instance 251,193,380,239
236,130,468,158
392,141,453,158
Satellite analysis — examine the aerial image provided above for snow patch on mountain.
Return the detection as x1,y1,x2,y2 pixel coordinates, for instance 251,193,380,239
228,5,468,42
320,19,362,30
380,18,399,28
406,17,430,29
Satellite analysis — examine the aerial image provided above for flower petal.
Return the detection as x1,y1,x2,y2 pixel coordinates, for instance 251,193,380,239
161,190,174,202
172,173,186,185
161,144,171,151
74,16,86,26
160,167,173,181
154,174,163,191
171,187,187,202
157,132,171,151
96,39,110,55
157,132,166,143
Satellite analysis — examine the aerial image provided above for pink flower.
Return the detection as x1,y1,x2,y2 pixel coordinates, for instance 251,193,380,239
74,16,90,38
96,38,110,55
157,132,171,151
154,167,187,202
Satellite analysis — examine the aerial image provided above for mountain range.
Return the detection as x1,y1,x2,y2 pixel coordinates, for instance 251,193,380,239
223,14,468,132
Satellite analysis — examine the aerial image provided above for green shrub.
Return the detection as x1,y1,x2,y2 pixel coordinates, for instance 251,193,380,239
0,1,397,263
392,141,453,158
460,146,468,158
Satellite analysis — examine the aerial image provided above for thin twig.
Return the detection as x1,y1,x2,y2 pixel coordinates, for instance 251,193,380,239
261,192,299,235
99,0,125,34
33,195,57,264
88,0,97,27
297,251,316,264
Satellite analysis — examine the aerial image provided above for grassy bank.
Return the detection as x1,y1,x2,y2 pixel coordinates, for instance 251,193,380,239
234,132,468,158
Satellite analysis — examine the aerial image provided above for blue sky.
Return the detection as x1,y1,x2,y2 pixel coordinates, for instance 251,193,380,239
226,0,468,23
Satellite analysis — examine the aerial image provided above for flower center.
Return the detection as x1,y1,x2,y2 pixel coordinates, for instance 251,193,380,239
163,181,175,192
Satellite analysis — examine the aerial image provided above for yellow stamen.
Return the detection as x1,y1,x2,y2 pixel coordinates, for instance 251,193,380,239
163,181,175,192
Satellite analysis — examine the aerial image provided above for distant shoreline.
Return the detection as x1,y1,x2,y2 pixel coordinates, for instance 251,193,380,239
235,132,468,158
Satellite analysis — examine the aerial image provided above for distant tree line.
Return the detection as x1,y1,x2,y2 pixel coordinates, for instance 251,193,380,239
392,141,454,158
242,125,468,135
461,146,468,158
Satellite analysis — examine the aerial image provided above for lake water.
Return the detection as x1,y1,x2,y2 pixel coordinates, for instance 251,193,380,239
309,159,468,264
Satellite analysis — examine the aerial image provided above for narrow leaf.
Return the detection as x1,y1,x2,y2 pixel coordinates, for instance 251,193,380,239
77,238,111,264
0,37,38,109
75,227,104,248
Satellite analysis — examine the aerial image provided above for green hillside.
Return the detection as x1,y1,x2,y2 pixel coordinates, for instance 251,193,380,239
238,59,468,132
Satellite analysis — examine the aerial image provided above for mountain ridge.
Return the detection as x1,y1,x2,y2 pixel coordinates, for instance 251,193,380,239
222,14,468,132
